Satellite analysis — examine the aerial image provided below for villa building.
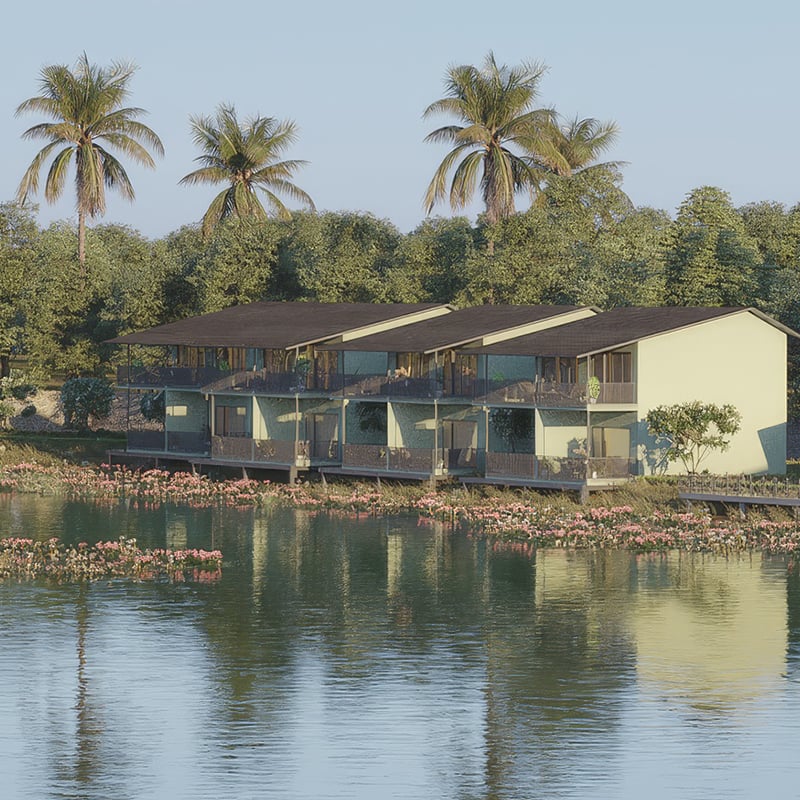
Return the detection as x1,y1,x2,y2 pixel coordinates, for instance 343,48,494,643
111,302,795,489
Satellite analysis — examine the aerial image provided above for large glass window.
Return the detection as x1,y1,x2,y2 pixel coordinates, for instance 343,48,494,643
215,401,250,437
395,352,435,378
540,357,578,384
590,351,632,383
444,354,477,396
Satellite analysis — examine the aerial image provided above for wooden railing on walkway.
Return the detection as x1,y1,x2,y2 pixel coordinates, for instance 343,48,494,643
681,474,800,499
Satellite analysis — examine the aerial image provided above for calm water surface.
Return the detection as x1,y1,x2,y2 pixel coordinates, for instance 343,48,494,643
0,494,798,800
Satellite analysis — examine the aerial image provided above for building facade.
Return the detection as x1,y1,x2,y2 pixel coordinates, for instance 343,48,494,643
112,303,795,486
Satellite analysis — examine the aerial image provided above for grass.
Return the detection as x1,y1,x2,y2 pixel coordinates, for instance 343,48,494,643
0,433,124,466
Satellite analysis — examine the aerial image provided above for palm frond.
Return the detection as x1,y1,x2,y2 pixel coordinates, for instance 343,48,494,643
43,146,75,205
449,150,485,210
182,103,313,234
424,143,476,213
15,53,162,249
423,52,554,220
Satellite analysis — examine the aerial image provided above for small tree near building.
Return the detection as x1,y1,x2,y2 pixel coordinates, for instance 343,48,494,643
645,401,741,474
60,377,115,431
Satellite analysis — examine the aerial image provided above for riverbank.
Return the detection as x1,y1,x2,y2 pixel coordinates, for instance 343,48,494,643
1,444,800,557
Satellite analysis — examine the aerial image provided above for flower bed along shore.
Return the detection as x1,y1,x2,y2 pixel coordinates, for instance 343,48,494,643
2,461,800,557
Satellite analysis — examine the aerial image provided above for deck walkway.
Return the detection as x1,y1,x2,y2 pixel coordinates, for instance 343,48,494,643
679,475,800,516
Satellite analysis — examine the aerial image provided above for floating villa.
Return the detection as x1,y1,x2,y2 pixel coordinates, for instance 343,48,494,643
110,302,796,493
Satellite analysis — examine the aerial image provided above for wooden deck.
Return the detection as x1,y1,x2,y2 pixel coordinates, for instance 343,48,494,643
679,475,800,516
680,491,800,516
106,449,301,480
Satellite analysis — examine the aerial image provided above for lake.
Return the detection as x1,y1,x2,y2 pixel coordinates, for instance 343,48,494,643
0,494,798,800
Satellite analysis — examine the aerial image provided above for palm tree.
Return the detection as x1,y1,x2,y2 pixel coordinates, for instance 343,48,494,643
423,53,566,225
180,104,315,237
536,115,621,177
16,54,163,267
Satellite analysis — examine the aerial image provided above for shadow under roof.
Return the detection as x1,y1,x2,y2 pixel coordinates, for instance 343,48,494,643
316,305,584,353
108,302,449,349
467,307,798,357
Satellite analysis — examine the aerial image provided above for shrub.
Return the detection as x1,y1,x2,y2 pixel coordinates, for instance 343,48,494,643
60,378,115,431
140,391,165,423
0,370,38,402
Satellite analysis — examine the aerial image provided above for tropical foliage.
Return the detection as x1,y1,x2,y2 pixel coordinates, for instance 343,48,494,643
60,377,115,430
423,53,620,224
3,52,800,424
424,53,562,224
15,54,163,266
180,104,314,236
646,401,742,474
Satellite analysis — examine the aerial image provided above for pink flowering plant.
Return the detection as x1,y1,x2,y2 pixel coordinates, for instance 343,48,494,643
2,459,800,558
0,536,222,583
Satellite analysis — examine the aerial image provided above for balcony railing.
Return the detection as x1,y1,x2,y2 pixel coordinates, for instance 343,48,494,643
478,380,637,407
485,452,637,481
166,431,210,455
587,457,638,479
343,444,435,473
342,444,475,474
118,364,638,406
309,438,340,461
212,436,311,465
342,375,438,398
118,365,228,389
202,369,345,395
127,429,166,452
125,429,209,455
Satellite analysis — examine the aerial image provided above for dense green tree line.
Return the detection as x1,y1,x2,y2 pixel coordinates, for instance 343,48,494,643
2,176,800,411
6,54,800,418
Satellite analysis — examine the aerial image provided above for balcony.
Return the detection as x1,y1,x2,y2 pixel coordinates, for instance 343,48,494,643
124,429,209,455
342,374,438,399
210,436,342,466
485,453,637,481
477,380,636,407
127,429,166,452
212,436,310,466
167,431,209,455
118,365,227,389
342,444,475,475
202,369,345,395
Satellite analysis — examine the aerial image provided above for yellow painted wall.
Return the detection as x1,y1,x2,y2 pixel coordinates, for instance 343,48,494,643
255,397,297,441
636,312,787,474
536,409,586,458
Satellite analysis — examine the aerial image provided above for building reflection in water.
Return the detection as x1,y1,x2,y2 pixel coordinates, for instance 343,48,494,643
0,495,798,799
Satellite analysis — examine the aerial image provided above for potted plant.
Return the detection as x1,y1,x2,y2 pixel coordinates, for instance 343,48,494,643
587,376,601,404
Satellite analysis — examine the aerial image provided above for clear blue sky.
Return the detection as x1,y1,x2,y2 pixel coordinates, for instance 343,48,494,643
1,0,797,239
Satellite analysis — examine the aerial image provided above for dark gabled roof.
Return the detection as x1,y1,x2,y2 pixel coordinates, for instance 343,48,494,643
467,307,799,357
108,302,449,349
316,305,585,353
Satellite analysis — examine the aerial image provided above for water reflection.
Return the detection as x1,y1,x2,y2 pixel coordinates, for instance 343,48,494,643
0,495,798,799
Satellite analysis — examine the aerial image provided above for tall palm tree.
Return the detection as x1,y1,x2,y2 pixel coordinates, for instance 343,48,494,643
423,53,566,225
16,54,163,267
536,115,621,177
180,104,315,237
